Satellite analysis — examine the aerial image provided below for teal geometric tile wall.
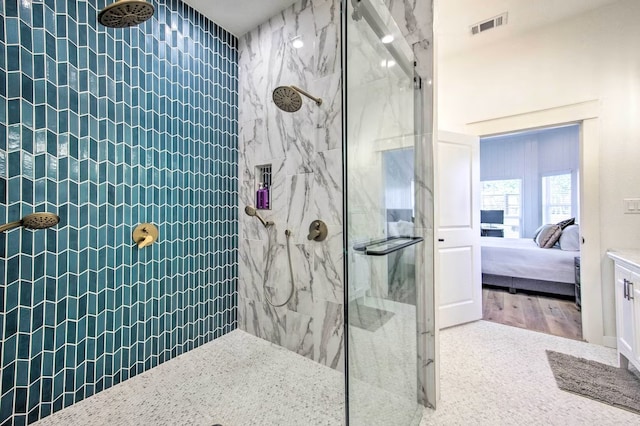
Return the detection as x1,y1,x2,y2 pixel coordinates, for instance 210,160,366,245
0,0,239,424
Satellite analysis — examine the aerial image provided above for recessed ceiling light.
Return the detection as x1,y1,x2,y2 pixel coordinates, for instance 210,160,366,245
381,34,394,44
292,38,304,49
380,59,396,68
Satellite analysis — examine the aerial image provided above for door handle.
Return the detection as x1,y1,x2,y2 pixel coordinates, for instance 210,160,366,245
624,279,629,300
438,238,445,242
629,281,635,300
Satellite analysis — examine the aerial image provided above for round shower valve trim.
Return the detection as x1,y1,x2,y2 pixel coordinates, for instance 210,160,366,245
133,223,159,249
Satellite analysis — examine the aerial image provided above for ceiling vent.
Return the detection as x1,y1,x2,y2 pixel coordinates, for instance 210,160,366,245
471,13,508,36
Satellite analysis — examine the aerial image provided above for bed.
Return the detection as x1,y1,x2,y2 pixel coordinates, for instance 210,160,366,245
481,237,578,297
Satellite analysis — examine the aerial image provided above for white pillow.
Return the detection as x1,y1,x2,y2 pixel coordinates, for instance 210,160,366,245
388,222,400,237
396,220,414,236
388,220,414,237
559,224,580,251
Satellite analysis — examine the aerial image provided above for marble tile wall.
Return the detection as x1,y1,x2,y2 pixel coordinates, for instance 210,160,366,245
385,0,432,407
385,0,435,409
237,0,343,370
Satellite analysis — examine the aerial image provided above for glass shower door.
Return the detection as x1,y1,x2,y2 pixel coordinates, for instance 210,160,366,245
344,0,424,424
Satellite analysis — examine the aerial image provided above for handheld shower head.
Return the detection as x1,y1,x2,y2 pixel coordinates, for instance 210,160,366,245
0,212,60,233
272,86,322,112
244,206,274,228
244,206,258,217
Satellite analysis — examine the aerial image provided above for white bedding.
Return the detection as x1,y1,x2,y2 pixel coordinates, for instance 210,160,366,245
481,237,578,283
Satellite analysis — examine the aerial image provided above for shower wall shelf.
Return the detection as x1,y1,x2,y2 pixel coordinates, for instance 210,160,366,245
353,236,423,256
255,164,272,210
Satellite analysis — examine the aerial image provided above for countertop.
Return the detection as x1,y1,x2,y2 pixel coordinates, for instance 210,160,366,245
607,249,640,269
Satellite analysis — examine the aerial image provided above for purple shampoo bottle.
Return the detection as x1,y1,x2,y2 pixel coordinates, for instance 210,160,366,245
263,184,269,209
256,183,264,209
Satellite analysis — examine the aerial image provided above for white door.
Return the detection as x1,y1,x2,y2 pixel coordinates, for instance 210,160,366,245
436,131,482,329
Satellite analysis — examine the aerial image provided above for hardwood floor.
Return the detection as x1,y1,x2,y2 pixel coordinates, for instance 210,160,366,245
482,287,583,340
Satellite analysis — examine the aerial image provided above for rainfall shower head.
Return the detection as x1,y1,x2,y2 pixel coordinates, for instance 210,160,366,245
98,0,155,28
272,86,322,113
0,212,60,233
244,206,274,228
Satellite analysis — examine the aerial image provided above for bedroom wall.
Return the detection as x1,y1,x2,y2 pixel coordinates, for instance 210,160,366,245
480,125,579,238
437,0,640,343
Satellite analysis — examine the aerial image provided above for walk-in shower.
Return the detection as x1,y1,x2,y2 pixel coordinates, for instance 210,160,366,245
0,0,433,424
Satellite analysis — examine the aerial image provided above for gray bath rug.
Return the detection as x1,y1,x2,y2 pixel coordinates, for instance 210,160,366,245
546,350,640,414
349,304,394,332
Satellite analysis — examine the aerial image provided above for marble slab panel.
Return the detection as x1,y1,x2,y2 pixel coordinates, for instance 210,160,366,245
312,73,342,152
313,149,343,225
285,242,315,316
285,310,315,359
239,238,265,302
313,230,344,305
286,173,317,245
314,300,345,371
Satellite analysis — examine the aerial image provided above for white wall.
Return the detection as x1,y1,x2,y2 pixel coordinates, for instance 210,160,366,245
437,0,640,342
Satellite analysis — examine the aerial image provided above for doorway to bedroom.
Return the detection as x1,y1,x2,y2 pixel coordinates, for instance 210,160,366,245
479,124,583,340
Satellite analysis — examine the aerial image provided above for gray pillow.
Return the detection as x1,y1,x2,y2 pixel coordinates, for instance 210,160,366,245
532,224,546,241
535,224,562,248
559,224,580,251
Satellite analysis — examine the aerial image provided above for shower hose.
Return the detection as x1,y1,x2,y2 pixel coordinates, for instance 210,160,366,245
264,229,295,307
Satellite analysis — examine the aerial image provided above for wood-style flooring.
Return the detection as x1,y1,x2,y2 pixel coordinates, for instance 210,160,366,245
482,287,583,340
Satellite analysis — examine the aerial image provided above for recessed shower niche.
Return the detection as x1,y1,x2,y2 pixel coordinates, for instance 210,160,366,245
255,164,272,210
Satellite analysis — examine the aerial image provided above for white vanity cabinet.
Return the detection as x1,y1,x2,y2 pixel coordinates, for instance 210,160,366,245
608,250,640,370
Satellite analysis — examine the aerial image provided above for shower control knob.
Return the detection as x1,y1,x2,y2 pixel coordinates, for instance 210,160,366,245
133,223,159,249
307,220,328,242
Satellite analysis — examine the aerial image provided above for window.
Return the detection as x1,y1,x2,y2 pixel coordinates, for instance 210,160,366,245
481,179,521,238
542,173,572,224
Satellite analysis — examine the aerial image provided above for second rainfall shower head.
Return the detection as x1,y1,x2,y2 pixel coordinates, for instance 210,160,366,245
98,0,155,28
272,86,322,113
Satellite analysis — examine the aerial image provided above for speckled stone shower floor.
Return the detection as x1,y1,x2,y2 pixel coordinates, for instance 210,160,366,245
34,330,345,425
35,321,640,426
